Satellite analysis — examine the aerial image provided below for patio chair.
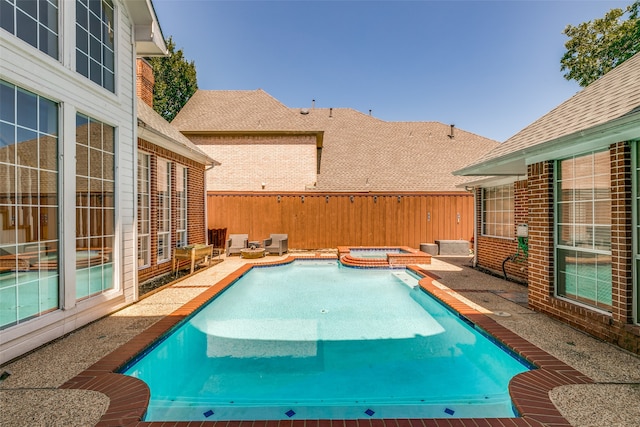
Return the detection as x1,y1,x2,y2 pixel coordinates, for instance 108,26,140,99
263,234,289,256
226,234,248,256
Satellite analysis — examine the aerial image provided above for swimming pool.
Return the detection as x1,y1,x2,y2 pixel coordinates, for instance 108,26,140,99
122,260,531,421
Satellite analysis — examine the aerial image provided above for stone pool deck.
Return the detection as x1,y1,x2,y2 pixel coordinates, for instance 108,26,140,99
1,252,639,426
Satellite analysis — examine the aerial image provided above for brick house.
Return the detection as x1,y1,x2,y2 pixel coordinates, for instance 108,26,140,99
172,89,322,192
455,52,640,354
172,90,500,248
0,1,168,364
135,60,217,284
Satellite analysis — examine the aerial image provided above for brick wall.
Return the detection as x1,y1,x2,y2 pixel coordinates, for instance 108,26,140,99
136,59,154,108
188,134,318,191
475,180,529,282
137,138,207,284
527,148,639,355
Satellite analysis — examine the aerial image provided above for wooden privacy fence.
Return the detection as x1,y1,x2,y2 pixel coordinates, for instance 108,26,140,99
207,192,474,250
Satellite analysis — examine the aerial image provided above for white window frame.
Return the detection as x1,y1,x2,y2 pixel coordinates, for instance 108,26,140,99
555,150,612,312
0,0,59,59
0,80,60,329
176,165,187,247
137,151,150,268
157,158,171,263
75,0,115,91
481,184,514,239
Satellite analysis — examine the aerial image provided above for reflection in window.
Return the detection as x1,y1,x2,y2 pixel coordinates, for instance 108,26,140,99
137,152,150,268
176,165,187,247
75,0,114,91
1,0,59,59
157,159,171,262
0,80,59,329
75,113,114,299
556,151,611,311
482,184,514,238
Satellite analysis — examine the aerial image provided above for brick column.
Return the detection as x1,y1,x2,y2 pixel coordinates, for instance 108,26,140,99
527,161,555,310
610,142,632,324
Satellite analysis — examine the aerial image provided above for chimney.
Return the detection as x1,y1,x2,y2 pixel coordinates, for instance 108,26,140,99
448,124,455,139
136,58,155,108
329,107,333,118
312,99,316,109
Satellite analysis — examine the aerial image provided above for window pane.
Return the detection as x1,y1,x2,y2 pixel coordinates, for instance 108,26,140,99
16,88,37,129
16,128,38,168
482,184,514,238
0,81,16,123
556,151,611,312
16,8,38,48
1,0,15,33
75,113,114,298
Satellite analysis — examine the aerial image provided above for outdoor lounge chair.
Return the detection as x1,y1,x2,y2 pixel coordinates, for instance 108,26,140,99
263,234,288,256
226,234,248,256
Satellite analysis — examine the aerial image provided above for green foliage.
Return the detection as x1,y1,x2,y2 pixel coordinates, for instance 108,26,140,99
561,1,640,87
150,37,198,122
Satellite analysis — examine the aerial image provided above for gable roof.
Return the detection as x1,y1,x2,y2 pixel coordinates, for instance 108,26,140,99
137,98,218,165
456,52,640,176
173,89,315,132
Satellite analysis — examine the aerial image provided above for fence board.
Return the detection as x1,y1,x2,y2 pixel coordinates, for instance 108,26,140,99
207,192,474,250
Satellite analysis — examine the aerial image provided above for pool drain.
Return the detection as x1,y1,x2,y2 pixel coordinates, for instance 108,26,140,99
493,311,511,317
320,309,329,314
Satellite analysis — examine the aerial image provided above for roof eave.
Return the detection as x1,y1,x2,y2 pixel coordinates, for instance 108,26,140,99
138,121,220,166
124,0,168,56
181,129,325,148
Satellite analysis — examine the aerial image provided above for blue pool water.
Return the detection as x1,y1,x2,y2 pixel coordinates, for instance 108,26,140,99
349,248,408,259
122,260,530,421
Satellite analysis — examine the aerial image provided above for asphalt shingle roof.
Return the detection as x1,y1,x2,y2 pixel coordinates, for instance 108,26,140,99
174,90,500,192
172,89,314,132
460,52,640,173
299,108,499,191
137,98,214,164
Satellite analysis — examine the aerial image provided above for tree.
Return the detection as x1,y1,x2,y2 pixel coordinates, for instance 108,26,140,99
150,37,198,122
561,1,640,87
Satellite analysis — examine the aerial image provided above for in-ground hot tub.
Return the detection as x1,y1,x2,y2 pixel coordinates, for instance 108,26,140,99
338,246,431,267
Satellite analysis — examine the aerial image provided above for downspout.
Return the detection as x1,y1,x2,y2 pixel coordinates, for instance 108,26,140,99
204,163,216,243
473,187,478,267
131,36,139,302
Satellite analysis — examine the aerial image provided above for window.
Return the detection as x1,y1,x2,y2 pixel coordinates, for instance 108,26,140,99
556,151,611,311
76,0,115,91
1,0,59,59
157,159,171,262
176,165,187,247
75,113,114,299
482,184,514,238
137,152,150,268
0,80,59,329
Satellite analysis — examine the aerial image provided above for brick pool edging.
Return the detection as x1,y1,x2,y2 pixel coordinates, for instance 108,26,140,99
60,256,592,426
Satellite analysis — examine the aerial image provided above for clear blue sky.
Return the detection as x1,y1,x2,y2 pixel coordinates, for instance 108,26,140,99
152,0,631,142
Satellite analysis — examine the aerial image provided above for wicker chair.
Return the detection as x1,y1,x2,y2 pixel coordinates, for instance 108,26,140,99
263,234,289,256
226,234,248,256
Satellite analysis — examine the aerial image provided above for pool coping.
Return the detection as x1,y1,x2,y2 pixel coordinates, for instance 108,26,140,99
60,255,592,427
338,246,432,268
